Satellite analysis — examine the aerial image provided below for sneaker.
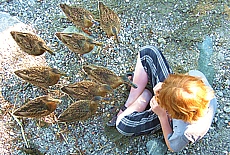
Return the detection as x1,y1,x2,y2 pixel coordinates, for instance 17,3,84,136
106,105,127,127
106,115,117,127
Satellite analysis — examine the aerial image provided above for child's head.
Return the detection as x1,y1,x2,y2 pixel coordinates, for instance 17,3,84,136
157,74,214,123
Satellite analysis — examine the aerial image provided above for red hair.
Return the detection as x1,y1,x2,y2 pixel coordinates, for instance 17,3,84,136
157,74,214,123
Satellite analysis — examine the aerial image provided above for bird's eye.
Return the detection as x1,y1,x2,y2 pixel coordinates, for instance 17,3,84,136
25,44,31,48
73,44,79,48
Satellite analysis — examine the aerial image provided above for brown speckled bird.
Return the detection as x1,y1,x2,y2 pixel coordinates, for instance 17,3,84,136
60,3,96,34
58,96,101,122
83,64,138,89
14,66,66,89
55,32,102,55
61,80,112,100
10,31,55,56
98,1,121,43
13,95,61,118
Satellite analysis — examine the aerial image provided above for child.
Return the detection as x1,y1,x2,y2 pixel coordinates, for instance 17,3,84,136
107,45,217,152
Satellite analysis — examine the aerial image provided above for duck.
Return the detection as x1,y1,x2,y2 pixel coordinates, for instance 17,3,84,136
61,80,113,100
13,95,61,118
10,31,55,56
83,64,138,89
57,96,101,122
55,32,102,55
98,1,121,43
59,3,97,34
14,66,66,89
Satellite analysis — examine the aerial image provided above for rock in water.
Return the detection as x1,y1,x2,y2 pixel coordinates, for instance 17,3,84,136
146,138,167,155
197,36,215,85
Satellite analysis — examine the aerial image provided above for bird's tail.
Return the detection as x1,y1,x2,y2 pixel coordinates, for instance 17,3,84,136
46,48,55,56
41,43,55,56
88,39,103,46
61,86,73,95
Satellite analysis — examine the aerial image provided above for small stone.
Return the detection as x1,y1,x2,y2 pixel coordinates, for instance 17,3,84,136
9,131,14,136
225,79,230,86
223,106,230,113
217,91,224,97
158,38,166,44
217,52,225,61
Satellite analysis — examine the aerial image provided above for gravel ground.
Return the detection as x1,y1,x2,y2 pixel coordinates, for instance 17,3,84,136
0,0,229,154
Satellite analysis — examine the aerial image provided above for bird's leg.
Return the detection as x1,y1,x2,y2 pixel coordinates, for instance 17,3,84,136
95,46,102,60
98,143,111,151
23,83,33,91
35,118,42,128
9,112,30,148
47,89,62,98
77,54,86,67
94,18,100,23
42,88,49,95
56,122,68,144
81,27,91,35
52,112,59,123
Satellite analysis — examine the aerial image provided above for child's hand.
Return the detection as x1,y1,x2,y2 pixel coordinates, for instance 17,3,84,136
150,96,167,118
153,82,163,95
